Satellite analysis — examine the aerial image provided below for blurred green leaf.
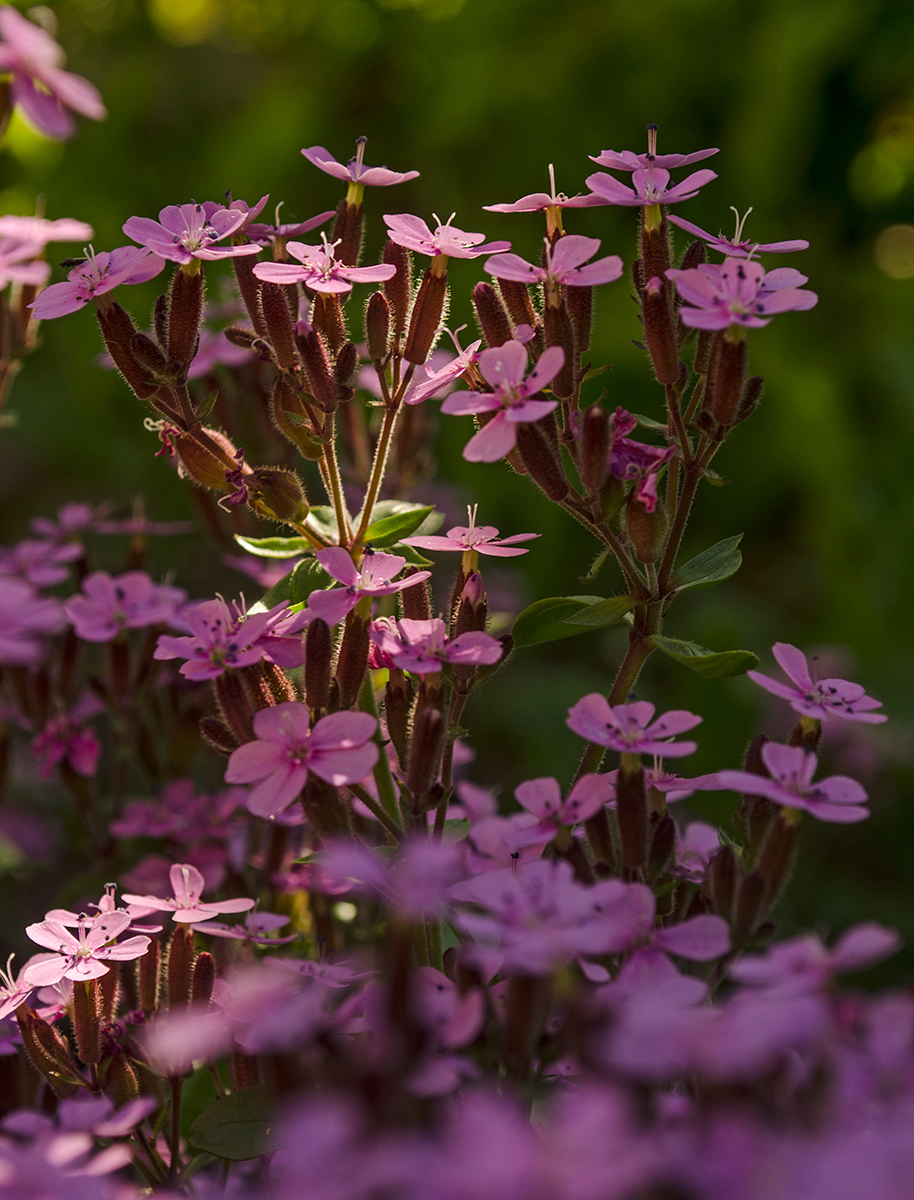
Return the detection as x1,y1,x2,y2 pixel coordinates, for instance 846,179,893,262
189,1086,273,1161
307,506,340,541
562,594,635,628
363,504,437,547
650,635,758,678
671,535,743,593
234,534,312,558
513,596,604,647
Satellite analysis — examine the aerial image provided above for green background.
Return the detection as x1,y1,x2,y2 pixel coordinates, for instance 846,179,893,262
2,0,913,976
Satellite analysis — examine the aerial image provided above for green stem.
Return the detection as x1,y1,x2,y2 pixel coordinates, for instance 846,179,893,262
358,674,402,825
433,689,469,840
347,781,404,841
320,416,353,545
657,435,718,594
168,1075,182,1185
355,404,401,544
558,498,646,597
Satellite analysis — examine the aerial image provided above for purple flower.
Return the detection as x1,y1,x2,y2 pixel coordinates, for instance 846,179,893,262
30,691,102,779
0,5,106,140
193,911,295,945
668,207,809,258
0,237,49,288
507,773,613,847
302,138,419,188
440,339,564,462
665,257,817,330
729,923,901,995
567,695,701,758
29,246,166,319
589,124,719,173
384,212,510,261
0,214,93,246
320,838,465,919
0,536,82,586
305,548,431,627
585,164,717,208
155,596,305,680
23,911,150,984
253,236,395,294
123,202,262,265
0,954,40,1020
484,233,623,290
369,617,502,676
484,163,607,217
402,506,538,558
714,742,870,823
224,701,378,819
747,642,887,724
0,577,65,664
606,406,676,512
402,327,482,406
121,862,255,924
64,570,186,642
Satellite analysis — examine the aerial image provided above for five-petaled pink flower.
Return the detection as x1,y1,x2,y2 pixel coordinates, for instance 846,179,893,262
440,340,565,463
30,246,166,319
589,124,719,174
665,258,817,330
713,742,870,824
0,5,106,140
224,701,378,819
23,911,150,984
0,577,65,664
123,203,262,266
585,164,717,209
302,138,419,188
746,642,887,724
484,234,623,291
369,617,503,676
402,506,538,558
384,213,510,261
155,596,307,680
305,548,431,627
485,163,607,219
64,570,186,642
402,327,482,406
253,236,395,295
506,773,613,848
567,695,701,758
668,209,809,259
122,863,256,924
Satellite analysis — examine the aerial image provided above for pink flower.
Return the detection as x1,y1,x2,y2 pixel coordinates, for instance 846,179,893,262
746,642,886,724
224,701,378,819
402,507,538,557
668,209,809,258
253,236,395,295
714,742,870,823
567,695,701,758
121,862,255,924
320,838,465,919
29,246,166,319
64,570,186,642
0,954,41,1020
0,237,49,287
0,577,65,664
484,234,623,290
155,596,305,680
666,258,817,330
0,214,93,245
305,548,431,627
302,138,419,188
384,212,510,261
484,163,607,216
23,911,150,984
0,5,106,140
440,339,564,462
369,617,502,676
402,327,482,406
506,773,613,847
0,536,82,586
729,923,901,995
607,406,676,513
123,202,262,266
247,209,336,246
589,124,719,173
585,164,717,208
30,691,102,779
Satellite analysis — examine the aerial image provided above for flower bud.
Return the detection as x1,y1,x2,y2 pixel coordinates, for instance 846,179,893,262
647,813,676,880
626,493,668,564
383,239,411,334
733,870,767,944
295,324,338,412
216,670,256,744
97,302,162,400
332,198,364,267
305,619,333,711
453,571,487,637
566,283,594,356
99,961,120,1021
71,978,101,1065
497,278,537,330
270,377,325,460
302,772,349,836
385,668,413,769
192,951,216,1007
138,938,160,1015
229,1052,261,1091
167,925,196,1011
642,276,680,384
223,325,257,350
199,716,239,756
260,281,300,373
736,374,764,425
708,844,738,919
174,427,239,492
310,292,347,355
101,1052,140,1105
168,264,204,377
399,566,432,620
365,291,391,360
407,703,445,811
543,303,575,399
473,281,512,349
617,757,649,871
756,809,799,910
693,328,714,376
709,327,748,427
515,418,569,501
17,1007,81,1097
233,254,268,337
335,609,371,709
404,267,448,365
639,203,672,285
678,239,707,272
246,466,309,525
579,405,610,492
130,330,169,380
334,340,359,398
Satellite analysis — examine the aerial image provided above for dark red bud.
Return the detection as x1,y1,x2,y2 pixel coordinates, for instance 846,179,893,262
579,404,610,492
216,670,256,744
639,209,672,283
260,281,300,373
305,618,333,711
384,668,413,769
406,703,446,810
566,283,593,355
295,324,338,411
617,759,649,870
399,566,432,620
365,290,391,360
335,341,359,394
543,303,575,398
678,239,707,271
199,716,238,756
138,939,160,1015
642,275,680,384
73,979,101,1064
97,303,161,400
404,268,447,365
383,240,411,334
335,609,370,709
515,418,569,501
497,277,537,330
167,925,195,1011
167,265,204,376
626,493,668,564
709,329,748,426
735,374,764,424
708,845,738,919
270,377,325,460
191,951,216,1007
453,571,487,637
233,254,268,337
473,281,512,349
331,198,364,267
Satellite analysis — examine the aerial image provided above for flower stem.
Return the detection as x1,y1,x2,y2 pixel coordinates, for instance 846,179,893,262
358,673,402,826
320,416,353,546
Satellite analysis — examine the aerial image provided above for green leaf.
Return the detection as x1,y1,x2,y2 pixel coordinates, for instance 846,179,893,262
512,596,604,647
188,1086,273,1162
634,412,670,433
306,505,340,541
234,534,313,559
288,558,332,604
581,548,610,582
363,504,437,547
580,362,612,383
562,594,635,628
671,535,743,593
650,634,758,678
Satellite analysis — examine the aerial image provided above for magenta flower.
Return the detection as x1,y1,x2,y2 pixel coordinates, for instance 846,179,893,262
305,548,431,627
64,570,186,642
440,339,565,462
567,695,701,758
668,208,809,258
0,577,65,664
0,5,106,140
302,138,419,188
0,536,82,586
507,773,613,847
729,923,901,995
320,838,465,919
585,164,717,208
23,911,150,984
402,507,539,557
402,327,482,406
122,862,255,924
224,701,378,819
0,954,41,1020
370,617,502,675
193,912,294,945
0,214,93,245
746,642,887,723
30,691,102,779
253,236,395,295
589,125,719,173
714,742,870,823
607,406,676,512
665,258,817,330
0,237,49,288
155,596,306,680
384,213,510,261
29,246,166,319
484,163,607,216
123,202,262,266
484,234,623,290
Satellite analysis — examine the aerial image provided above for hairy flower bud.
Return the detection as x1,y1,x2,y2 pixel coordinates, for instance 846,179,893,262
138,938,160,1015
246,467,309,525
335,608,371,709
497,278,537,330
736,374,764,425
579,404,610,492
708,844,738,919
17,1007,80,1097
639,203,672,285
167,925,195,1011
693,328,714,376
130,330,169,380
626,493,668,564
617,755,649,871
543,302,575,398
216,670,256,744
174,429,238,493
335,341,359,399
192,951,216,1007
678,238,707,272
101,1052,140,1105
305,618,333,711
515,418,569,502
642,276,680,384
97,302,162,400
365,290,391,360
199,716,239,756
709,328,748,427
385,667,413,768
566,284,594,356
260,281,300,373
168,264,204,377
399,566,432,621
733,870,767,944
233,254,268,337
404,267,448,365
73,979,101,1064
332,198,364,267
295,324,338,412
453,571,487,637
473,281,512,349
407,703,445,811
270,377,325,460
383,239,411,334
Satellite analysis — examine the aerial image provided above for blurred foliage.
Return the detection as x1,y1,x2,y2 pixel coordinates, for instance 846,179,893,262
1,0,914,968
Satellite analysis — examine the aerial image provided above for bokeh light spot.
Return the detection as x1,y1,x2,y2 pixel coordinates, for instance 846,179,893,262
874,224,914,278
